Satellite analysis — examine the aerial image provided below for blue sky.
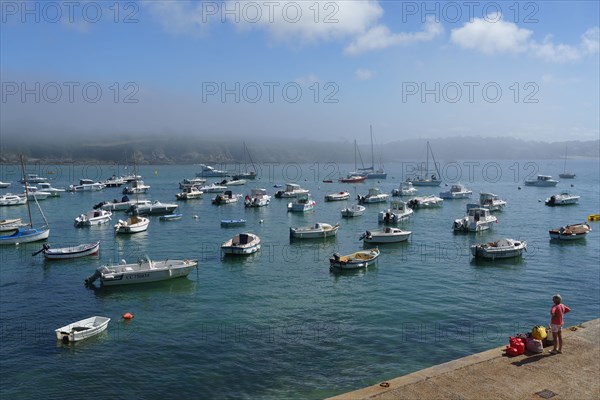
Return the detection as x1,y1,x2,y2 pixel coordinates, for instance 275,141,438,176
1,0,599,143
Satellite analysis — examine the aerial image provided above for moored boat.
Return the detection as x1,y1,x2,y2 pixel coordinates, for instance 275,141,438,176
340,204,366,218
549,223,591,240
39,241,101,260
244,188,271,207
122,179,150,195
407,195,443,209
471,238,527,259
99,197,152,212
275,183,309,198
159,213,183,221
176,186,203,200
114,216,150,234
287,193,316,212
220,219,247,228
36,182,66,196
290,223,340,239
74,210,112,227
339,175,366,183
378,201,413,224
357,187,389,204
329,248,380,270
524,175,558,187
0,218,26,232
545,192,580,206
439,184,472,199
221,233,261,255
392,182,417,196
0,181,12,188
360,227,411,243
127,201,178,215
212,191,241,205
69,180,106,192
55,316,110,343
325,191,350,202
85,257,198,286
199,183,228,193
408,141,442,186
104,175,126,187
453,207,497,232
0,194,27,206
196,164,229,177
478,192,507,211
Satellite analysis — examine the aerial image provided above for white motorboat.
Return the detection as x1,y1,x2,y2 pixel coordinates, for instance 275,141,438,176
85,257,198,286
176,187,203,200
24,190,51,200
74,210,112,227
408,141,442,186
290,223,340,239
19,174,48,184
545,192,580,206
199,183,228,193
439,184,472,199
275,183,310,198
287,193,316,212
196,164,229,177
221,219,246,228
36,182,66,196
128,201,178,215
360,227,411,243
0,181,11,188
378,201,413,223
478,192,507,211
123,173,142,182
114,216,150,234
104,175,126,187
0,194,27,206
471,238,527,259
221,233,261,255
244,188,271,207
329,248,380,271
69,181,106,192
40,241,101,260
524,175,558,187
392,182,418,196
325,191,350,202
179,178,206,189
407,195,443,209
216,179,246,186
340,204,366,218
357,188,389,204
453,207,497,232
212,191,241,205
99,198,152,212
122,180,150,195
55,316,110,343
0,218,26,232
549,223,591,240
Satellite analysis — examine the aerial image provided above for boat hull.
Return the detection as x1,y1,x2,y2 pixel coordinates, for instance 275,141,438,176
44,241,100,260
290,225,339,239
471,241,527,259
96,260,197,286
55,316,110,342
363,231,411,243
0,227,49,245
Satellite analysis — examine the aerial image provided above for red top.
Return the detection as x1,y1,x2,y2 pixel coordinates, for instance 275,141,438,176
551,304,571,325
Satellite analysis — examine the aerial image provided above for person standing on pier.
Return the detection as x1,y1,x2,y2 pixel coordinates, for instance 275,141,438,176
550,294,571,354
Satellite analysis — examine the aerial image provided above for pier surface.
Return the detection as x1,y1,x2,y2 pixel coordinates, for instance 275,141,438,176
330,318,599,400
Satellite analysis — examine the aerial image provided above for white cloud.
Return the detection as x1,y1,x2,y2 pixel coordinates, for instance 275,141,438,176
144,1,207,36
230,0,384,44
295,74,320,85
355,69,374,80
344,18,444,56
450,17,532,55
451,16,600,63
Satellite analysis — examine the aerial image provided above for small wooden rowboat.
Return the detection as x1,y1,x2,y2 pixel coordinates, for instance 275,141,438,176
549,223,592,240
329,248,380,270
35,241,101,260
55,316,110,343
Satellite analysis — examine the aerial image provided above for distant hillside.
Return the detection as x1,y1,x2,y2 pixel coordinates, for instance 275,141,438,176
0,135,598,164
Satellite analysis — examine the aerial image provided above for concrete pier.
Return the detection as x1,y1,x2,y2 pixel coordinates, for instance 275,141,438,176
330,319,599,400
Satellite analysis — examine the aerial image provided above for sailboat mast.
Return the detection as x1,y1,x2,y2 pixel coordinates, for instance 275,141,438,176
370,125,375,170
563,145,568,173
429,142,441,178
354,139,357,171
20,155,34,228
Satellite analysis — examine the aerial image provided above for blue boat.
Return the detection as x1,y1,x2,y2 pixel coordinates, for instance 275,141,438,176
159,213,183,221
220,219,246,228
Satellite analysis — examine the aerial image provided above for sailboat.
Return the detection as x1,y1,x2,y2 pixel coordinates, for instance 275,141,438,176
558,145,575,179
232,142,258,180
0,156,50,245
359,126,387,179
339,139,367,182
408,141,442,186
115,156,150,234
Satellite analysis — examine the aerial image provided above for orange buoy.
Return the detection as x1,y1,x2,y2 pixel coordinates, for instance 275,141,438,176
122,312,134,320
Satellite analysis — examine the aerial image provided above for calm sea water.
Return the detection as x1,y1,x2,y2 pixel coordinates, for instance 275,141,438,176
1,160,599,399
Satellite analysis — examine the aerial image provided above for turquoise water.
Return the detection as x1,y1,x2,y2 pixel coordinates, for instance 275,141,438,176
1,160,599,399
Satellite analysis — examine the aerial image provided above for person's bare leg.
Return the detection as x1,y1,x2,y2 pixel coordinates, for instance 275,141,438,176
557,331,563,353
552,331,558,352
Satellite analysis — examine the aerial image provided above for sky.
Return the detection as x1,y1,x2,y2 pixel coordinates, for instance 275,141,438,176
1,0,599,144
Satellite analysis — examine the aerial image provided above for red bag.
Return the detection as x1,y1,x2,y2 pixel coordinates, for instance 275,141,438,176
506,346,519,357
